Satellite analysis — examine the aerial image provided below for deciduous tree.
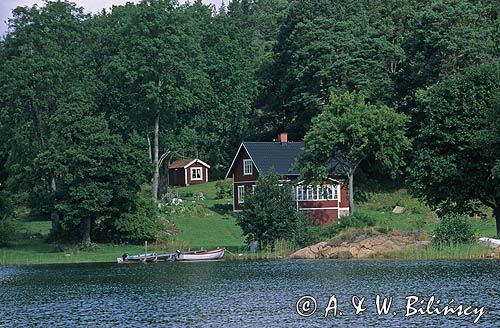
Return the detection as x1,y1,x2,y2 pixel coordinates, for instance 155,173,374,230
408,62,500,235
299,92,410,212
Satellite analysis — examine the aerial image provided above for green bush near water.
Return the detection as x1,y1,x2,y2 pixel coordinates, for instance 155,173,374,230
237,173,316,249
433,214,475,246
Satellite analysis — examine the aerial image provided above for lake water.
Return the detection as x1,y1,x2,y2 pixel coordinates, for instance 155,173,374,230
0,260,498,327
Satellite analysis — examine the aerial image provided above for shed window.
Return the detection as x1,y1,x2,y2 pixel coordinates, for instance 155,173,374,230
243,159,253,175
191,167,202,180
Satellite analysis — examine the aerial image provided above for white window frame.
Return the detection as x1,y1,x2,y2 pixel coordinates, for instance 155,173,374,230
252,185,257,193
243,159,253,176
295,184,338,201
237,185,245,204
190,167,203,181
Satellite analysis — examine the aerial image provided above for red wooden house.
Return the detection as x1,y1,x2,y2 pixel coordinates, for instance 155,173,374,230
225,133,349,225
168,158,210,186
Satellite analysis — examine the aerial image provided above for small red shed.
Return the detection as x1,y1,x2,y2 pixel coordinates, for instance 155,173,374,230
168,158,210,186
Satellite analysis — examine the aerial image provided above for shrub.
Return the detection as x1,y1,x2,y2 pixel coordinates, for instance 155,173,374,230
237,172,311,249
215,179,232,199
433,214,475,246
161,191,180,204
337,212,376,230
0,219,17,246
0,192,17,247
112,192,161,243
291,212,320,247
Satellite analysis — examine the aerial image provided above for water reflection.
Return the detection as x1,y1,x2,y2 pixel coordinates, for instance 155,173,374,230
0,260,498,327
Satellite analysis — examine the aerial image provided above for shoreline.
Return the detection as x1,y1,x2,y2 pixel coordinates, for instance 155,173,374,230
1,244,498,266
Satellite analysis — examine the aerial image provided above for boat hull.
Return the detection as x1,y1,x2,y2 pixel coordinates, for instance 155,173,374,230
176,248,225,261
117,252,158,263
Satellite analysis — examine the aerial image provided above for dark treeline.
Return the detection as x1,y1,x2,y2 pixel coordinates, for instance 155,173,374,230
0,0,498,243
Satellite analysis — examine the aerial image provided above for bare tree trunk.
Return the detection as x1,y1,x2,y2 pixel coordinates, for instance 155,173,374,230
82,216,91,243
494,204,500,237
152,113,160,202
348,171,354,214
147,131,152,163
50,175,61,234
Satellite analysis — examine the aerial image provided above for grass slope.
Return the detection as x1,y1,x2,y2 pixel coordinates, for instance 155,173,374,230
1,180,497,265
167,180,245,250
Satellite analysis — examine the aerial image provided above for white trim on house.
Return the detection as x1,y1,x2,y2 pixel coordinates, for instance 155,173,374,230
232,173,235,212
243,159,253,175
237,185,245,204
233,209,243,213
338,207,350,211
234,180,258,184
295,184,338,201
184,158,211,169
190,167,203,181
225,142,261,178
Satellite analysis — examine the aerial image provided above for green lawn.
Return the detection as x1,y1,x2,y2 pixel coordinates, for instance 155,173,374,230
358,189,497,237
167,180,246,250
1,181,497,265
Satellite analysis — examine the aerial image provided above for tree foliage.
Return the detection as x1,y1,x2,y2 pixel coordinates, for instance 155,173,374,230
0,0,498,243
408,62,500,235
236,173,309,249
300,92,411,212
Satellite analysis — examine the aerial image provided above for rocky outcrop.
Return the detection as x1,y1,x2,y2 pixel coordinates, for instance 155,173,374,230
289,229,430,260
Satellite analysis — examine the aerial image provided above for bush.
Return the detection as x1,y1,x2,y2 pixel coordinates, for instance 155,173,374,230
291,212,320,247
237,172,311,249
215,179,232,199
0,219,17,246
337,213,376,230
433,214,475,246
112,192,161,243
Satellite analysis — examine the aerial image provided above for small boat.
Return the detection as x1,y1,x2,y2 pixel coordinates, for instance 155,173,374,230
175,248,225,261
117,252,158,264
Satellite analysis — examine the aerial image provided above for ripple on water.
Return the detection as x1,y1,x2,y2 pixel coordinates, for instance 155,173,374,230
0,260,498,327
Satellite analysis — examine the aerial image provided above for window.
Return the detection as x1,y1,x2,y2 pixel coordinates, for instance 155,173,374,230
325,185,338,200
252,185,257,193
191,167,202,180
295,184,338,201
237,185,245,204
243,159,253,175
306,186,314,200
296,186,304,200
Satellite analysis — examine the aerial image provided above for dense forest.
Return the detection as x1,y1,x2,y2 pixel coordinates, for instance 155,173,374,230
0,0,498,243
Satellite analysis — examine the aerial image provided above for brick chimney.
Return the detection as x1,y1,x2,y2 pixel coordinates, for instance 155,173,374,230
278,133,288,143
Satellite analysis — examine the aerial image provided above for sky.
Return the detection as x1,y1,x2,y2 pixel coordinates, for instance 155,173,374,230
0,0,224,36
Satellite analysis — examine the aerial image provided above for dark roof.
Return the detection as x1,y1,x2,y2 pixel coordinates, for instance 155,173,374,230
243,141,305,175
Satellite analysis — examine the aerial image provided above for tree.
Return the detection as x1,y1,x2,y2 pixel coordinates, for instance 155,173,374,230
408,62,500,235
268,0,407,138
236,172,308,249
0,1,93,234
299,92,411,213
95,0,211,201
395,0,498,134
35,103,150,243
